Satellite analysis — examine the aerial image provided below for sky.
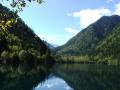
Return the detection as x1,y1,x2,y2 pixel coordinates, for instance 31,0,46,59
2,0,120,45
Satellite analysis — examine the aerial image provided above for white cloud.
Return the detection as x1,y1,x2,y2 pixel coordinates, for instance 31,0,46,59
65,27,79,35
65,27,79,40
72,8,111,28
114,2,120,15
38,2,120,46
46,84,53,88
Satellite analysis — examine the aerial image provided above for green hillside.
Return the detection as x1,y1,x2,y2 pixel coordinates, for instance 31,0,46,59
0,4,53,64
55,15,120,56
94,25,120,64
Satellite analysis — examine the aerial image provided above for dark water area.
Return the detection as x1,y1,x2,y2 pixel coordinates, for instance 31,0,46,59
0,64,120,90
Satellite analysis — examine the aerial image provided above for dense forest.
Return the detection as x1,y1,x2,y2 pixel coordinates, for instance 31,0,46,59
55,15,120,64
1,1,120,90
0,3,120,65
0,4,54,64
55,15,120,55
94,25,120,64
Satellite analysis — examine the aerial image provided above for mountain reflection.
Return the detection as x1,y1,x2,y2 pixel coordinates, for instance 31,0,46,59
0,64,120,90
53,64,120,90
0,64,52,90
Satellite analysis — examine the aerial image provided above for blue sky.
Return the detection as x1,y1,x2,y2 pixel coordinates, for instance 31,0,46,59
2,0,120,45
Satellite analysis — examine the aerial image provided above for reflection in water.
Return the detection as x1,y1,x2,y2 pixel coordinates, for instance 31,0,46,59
34,76,73,90
53,64,120,90
0,64,52,90
0,64,120,90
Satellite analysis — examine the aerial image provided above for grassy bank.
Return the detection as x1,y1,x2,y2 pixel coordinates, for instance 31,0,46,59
54,55,120,65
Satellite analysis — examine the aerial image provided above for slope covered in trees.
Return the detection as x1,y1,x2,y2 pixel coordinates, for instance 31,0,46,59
0,4,53,64
94,25,120,64
55,15,120,56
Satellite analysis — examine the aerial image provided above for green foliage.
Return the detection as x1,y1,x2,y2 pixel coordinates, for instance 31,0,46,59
18,50,29,61
0,4,53,64
55,55,93,63
1,51,10,60
55,15,120,56
55,15,120,64
9,52,18,60
0,31,8,53
1,0,43,12
1,50,19,64
94,24,120,63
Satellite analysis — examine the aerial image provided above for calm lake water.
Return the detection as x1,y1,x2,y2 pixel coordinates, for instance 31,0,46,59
0,64,120,90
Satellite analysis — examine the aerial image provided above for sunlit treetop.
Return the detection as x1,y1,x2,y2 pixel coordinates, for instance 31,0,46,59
1,0,43,12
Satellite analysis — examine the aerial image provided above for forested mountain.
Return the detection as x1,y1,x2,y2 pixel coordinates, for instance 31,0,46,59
94,25,120,62
0,4,53,64
55,15,120,56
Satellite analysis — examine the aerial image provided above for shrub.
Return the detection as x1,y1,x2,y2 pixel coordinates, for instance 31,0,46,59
9,52,18,62
1,51,10,63
18,50,29,61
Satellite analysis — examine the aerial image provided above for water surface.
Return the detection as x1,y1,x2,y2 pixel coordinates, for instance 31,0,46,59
34,76,73,90
0,64,120,90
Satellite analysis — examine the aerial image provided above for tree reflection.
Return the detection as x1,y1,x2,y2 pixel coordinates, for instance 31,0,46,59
54,64,120,90
0,63,53,90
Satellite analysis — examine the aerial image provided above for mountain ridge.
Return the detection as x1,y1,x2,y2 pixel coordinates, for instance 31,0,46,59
55,15,120,56
94,24,120,63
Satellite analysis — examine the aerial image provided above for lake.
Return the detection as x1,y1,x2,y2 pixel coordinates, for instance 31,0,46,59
0,64,120,90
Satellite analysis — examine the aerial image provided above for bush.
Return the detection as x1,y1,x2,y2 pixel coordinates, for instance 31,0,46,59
1,51,10,63
18,50,29,61
9,45,21,51
1,51,9,58
9,52,18,62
